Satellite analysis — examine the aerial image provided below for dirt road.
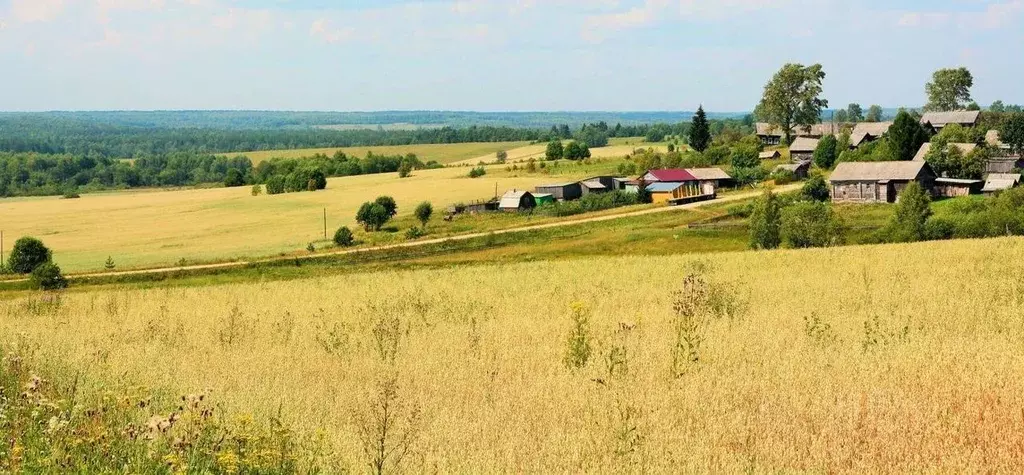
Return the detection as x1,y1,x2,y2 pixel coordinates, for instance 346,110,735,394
3,185,798,283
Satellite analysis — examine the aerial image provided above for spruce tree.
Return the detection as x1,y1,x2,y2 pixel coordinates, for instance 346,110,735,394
689,105,712,153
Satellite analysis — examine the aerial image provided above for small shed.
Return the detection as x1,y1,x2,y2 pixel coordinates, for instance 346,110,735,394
759,150,782,160
498,190,536,212
580,176,617,196
933,178,983,198
774,160,811,179
829,161,937,203
789,137,820,162
533,193,555,206
535,182,582,201
982,173,1022,195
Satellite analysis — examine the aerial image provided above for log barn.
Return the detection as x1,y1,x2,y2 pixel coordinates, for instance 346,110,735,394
829,161,936,203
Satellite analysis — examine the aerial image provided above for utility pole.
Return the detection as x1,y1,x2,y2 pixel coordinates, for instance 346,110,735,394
1,230,4,268
323,208,327,240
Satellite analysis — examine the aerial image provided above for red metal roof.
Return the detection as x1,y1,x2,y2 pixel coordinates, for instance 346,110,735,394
645,169,697,182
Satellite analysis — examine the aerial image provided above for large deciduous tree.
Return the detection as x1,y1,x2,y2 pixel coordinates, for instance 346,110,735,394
925,67,974,112
887,111,931,161
846,103,864,123
688,105,712,153
865,105,884,122
755,63,828,146
1002,113,1024,158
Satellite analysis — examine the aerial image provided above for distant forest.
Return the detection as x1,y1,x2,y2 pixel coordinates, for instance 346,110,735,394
0,111,755,197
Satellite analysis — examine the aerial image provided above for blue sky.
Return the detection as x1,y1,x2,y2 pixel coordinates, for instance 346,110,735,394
0,0,1021,112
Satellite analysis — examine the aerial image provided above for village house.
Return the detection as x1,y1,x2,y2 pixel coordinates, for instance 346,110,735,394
982,173,1021,196
912,142,978,162
646,182,704,204
789,137,820,162
920,111,981,131
933,178,983,198
773,160,811,180
685,168,733,195
829,161,937,203
759,150,782,160
535,182,582,201
580,176,619,196
498,190,536,212
642,168,699,183
849,122,894,148
755,122,842,146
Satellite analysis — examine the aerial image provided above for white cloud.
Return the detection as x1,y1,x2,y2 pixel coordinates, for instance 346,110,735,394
896,0,1024,30
11,0,66,23
582,0,669,42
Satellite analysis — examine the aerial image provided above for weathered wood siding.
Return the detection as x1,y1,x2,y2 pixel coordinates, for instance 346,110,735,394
832,181,888,203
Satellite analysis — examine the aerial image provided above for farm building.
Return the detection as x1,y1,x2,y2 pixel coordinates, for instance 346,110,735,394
982,173,1021,195
933,178,983,197
987,130,1013,154
498,190,537,212
759,150,782,160
642,168,699,183
789,137,820,162
829,161,937,203
920,111,981,131
535,182,582,201
912,142,978,162
580,176,619,195
849,122,893,148
774,160,811,179
646,182,704,204
686,167,733,195
611,177,631,190
756,122,841,145
533,193,555,206
986,157,1024,174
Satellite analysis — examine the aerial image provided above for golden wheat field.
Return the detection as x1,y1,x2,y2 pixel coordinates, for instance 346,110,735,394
220,141,531,165
453,139,670,166
0,165,568,273
6,237,1024,472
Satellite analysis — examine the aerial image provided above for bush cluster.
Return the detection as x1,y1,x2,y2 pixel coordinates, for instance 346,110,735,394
537,190,640,217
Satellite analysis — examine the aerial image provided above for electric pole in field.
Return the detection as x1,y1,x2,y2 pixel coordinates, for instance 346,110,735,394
323,208,327,240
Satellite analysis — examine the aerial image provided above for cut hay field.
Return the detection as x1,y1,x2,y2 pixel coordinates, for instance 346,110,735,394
219,141,530,165
0,165,572,273
452,137,670,166
5,237,1024,471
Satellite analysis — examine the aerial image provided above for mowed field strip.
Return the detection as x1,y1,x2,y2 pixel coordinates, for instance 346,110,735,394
0,166,573,273
453,138,670,166
6,236,1024,471
220,141,531,164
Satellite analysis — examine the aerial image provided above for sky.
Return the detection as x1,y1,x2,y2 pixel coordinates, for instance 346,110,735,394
0,0,1022,112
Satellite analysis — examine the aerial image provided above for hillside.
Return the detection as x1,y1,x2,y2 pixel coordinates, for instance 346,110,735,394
3,237,1024,471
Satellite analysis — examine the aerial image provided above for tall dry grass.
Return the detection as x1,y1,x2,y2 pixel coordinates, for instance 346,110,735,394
5,237,1024,471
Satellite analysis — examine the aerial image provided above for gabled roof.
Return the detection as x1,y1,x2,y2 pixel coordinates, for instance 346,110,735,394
775,161,811,173
849,131,871,148
829,161,934,182
789,137,820,153
982,178,1019,193
498,190,532,209
852,121,894,137
756,122,841,137
935,178,982,185
920,111,981,128
986,173,1021,183
580,180,607,190
536,182,578,188
912,142,978,161
685,168,732,180
646,182,685,193
644,169,697,182
759,150,781,159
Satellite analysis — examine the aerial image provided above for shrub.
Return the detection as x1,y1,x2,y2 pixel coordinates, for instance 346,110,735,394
333,226,355,246
732,166,768,186
813,134,839,169
771,168,797,185
563,302,592,370
104,256,115,271
357,202,391,231
405,227,424,239
468,166,487,178
265,176,286,195
924,216,956,240
251,184,262,196
398,161,413,178
781,201,845,248
374,196,398,217
224,168,245,187
730,145,760,170
886,181,932,242
496,150,508,163
749,190,782,249
801,174,830,202
545,140,564,161
31,262,67,290
285,172,307,192
310,170,328,189
8,237,52,274
538,190,640,217
414,201,433,228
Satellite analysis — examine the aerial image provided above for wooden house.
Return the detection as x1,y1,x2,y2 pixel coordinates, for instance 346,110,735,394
829,161,937,203
642,169,699,183
759,150,782,160
756,122,841,146
849,122,893,148
789,137,820,162
912,142,978,162
646,182,704,204
580,176,618,196
535,182,582,201
685,167,732,195
773,160,811,179
933,178,983,197
920,111,981,131
982,173,1022,195
498,190,537,212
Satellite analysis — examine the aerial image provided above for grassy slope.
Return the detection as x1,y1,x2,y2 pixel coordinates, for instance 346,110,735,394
5,237,1024,471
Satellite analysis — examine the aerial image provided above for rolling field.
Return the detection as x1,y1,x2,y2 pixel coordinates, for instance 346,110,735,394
453,137,671,165
0,165,576,273
220,141,531,165
5,237,1024,471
